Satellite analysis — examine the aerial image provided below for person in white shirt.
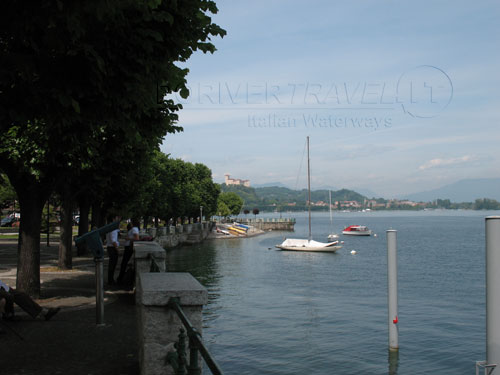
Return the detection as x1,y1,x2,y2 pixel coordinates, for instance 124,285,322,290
105,215,121,285
117,219,140,284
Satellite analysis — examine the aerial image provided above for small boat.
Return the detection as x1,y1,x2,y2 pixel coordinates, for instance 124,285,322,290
233,223,249,231
276,137,342,253
228,226,246,235
342,225,372,236
276,238,342,252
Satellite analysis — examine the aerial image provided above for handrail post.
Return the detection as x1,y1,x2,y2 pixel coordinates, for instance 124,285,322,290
188,333,201,375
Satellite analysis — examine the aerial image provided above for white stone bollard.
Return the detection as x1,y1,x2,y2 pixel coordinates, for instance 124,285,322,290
486,216,500,370
137,272,208,375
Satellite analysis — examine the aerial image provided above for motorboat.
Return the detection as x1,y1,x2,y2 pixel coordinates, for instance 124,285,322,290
342,225,372,236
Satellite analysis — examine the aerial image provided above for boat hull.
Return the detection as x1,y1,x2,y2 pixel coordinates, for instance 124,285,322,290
342,231,372,236
276,245,342,252
276,238,342,252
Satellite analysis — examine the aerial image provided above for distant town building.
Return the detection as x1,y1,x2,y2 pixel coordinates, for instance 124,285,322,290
224,174,250,187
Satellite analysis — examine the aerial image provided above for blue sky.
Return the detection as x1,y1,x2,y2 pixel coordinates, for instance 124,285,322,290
161,0,500,198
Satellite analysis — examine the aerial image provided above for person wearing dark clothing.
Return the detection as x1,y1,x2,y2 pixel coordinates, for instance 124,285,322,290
105,216,121,285
117,219,140,284
0,280,60,321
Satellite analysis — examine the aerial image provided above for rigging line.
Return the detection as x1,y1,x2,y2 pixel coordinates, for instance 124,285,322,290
294,139,307,191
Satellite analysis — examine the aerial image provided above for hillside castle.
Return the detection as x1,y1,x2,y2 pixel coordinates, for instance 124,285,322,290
224,174,250,187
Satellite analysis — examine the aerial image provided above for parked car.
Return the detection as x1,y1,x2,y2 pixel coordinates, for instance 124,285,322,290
1,216,20,227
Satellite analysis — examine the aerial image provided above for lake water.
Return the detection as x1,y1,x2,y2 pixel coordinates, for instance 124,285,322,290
165,210,499,374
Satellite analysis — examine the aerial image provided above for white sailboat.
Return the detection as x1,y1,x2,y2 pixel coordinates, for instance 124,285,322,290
276,137,342,253
327,190,339,240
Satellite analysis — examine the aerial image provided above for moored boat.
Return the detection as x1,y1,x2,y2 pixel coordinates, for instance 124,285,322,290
276,137,342,253
276,238,342,252
342,225,372,236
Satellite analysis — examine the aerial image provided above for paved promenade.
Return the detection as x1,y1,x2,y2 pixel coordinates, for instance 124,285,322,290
0,240,139,374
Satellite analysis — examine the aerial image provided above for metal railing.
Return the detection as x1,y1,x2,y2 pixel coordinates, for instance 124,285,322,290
476,361,497,375
166,297,223,375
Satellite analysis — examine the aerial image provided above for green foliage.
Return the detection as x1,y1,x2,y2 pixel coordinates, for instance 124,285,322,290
474,198,500,210
218,192,244,215
217,200,231,218
220,184,367,211
0,1,225,294
0,174,16,209
137,151,220,221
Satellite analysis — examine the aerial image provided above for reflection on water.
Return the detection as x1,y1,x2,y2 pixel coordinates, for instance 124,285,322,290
165,211,491,374
388,350,399,375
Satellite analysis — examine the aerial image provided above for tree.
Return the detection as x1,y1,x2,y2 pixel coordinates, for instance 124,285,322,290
218,192,243,216
217,200,231,218
0,174,16,211
252,208,260,219
0,1,225,296
137,151,220,224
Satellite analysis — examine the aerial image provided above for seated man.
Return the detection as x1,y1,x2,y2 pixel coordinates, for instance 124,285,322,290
0,280,60,321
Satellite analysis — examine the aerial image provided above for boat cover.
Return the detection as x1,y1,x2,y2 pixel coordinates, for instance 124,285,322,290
278,238,338,248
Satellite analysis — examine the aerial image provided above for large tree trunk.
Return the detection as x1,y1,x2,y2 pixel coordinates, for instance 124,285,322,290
76,194,90,255
16,186,47,298
58,192,73,269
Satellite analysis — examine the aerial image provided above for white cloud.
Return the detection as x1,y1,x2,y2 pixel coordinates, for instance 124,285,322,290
418,155,479,170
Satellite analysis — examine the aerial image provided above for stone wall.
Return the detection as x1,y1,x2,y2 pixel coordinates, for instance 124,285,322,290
134,242,209,375
148,222,213,248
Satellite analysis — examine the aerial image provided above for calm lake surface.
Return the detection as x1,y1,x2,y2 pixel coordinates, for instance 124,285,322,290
166,210,499,374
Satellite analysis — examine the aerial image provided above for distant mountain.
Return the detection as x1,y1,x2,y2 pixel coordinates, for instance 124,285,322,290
350,187,381,199
313,185,339,192
401,178,500,202
252,182,290,188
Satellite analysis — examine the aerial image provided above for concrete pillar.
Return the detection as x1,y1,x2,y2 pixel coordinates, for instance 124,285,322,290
134,242,166,294
157,227,167,236
147,227,157,238
137,272,208,375
486,216,500,369
387,229,399,351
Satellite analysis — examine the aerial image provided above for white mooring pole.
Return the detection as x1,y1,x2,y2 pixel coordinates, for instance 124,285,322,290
387,229,399,351
486,216,500,370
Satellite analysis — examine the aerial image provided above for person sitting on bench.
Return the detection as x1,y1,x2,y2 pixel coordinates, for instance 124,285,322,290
0,280,60,321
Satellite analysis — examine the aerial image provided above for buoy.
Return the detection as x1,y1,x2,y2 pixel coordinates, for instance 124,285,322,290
350,250,356,255
393,316,398,324
374,233,377,237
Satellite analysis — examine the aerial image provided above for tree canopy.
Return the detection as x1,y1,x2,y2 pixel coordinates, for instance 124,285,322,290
218,192,244,216
0,0,225,296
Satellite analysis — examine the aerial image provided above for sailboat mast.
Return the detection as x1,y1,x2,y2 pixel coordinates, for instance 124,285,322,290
307,136,312,241
329,190,333,227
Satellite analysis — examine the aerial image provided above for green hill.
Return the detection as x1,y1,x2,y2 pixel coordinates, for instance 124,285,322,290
220,184,367,211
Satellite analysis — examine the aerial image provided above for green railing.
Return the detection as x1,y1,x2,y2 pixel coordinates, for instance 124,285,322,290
148,256,222,374
166,297,223,375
